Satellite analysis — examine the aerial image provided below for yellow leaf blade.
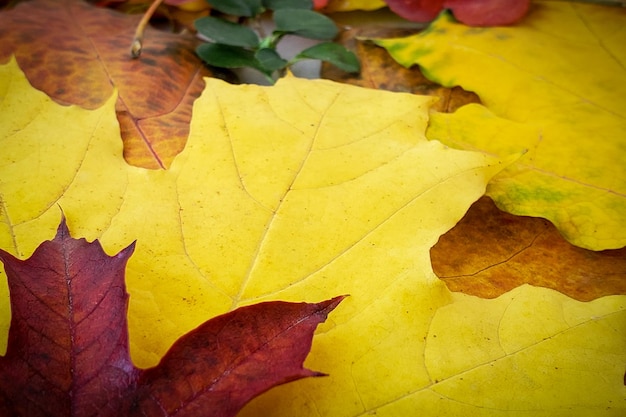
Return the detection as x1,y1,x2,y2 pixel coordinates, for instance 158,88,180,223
375,2,626,250
0,57,127,256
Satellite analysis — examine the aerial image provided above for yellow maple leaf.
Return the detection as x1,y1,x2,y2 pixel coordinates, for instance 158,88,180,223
374,1,626,250
1,57,624,416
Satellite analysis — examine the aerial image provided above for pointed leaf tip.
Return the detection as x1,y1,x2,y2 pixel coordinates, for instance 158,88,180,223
133,295,346,417
0,216,343,416
0,218,137,416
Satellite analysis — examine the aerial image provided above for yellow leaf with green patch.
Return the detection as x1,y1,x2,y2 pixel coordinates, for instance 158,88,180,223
374,2,626,250
2,57,625,416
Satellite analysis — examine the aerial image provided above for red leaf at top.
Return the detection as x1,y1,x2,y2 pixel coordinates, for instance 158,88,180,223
385,0,445,23
385,0,530,25
444,0,531,26
0,219,344,417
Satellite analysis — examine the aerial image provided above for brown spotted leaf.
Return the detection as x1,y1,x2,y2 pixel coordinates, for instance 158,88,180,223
0,219,343,417
322,27,480,113
0,0,210,169
432,197,626,301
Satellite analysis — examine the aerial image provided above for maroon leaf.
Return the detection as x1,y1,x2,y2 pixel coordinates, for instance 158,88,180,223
0,219,343,417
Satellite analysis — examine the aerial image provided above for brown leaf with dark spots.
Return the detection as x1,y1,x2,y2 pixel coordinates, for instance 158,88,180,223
431,197,626,301
0,219,343,417
322,26,480,113
0,0,211,169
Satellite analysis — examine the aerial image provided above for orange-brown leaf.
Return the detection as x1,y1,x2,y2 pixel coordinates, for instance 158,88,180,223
0,0,210,169
432,197,626,301
322,27,480,112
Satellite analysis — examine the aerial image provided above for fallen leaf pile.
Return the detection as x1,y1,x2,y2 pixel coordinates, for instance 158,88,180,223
374,1,626,250
2,50,625,415
0,219,342,416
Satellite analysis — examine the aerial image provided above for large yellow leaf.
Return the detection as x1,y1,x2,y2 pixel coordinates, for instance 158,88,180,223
2,57,625,415
374,2,626,250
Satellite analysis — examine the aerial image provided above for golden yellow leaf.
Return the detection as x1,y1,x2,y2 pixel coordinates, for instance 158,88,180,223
324,0,385,12
374,2,626,250
2,57,625,416
366,285,626,416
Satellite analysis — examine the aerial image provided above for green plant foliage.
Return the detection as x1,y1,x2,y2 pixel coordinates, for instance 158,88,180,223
195,16,259,47
255,48,289,72
207,0,264,17
274,9,338,39
196,43,262,71
263,0,313,10
195,0,359,83
295,42,360,73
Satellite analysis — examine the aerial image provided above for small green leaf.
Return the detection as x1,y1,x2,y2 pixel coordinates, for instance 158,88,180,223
206,0,264,17
274,9,338,40
195,17,260,48
196,43,261,70
296,42,360,73
255,48,288,72
263,0,312,10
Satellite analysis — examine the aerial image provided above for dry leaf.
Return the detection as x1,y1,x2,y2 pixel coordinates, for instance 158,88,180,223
432,197,626,301
0,0,210,169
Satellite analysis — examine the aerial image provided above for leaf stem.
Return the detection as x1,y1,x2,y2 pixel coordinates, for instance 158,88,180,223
130,0,165,58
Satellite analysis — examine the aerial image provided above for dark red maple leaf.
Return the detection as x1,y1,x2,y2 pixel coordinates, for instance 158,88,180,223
0,219,343,417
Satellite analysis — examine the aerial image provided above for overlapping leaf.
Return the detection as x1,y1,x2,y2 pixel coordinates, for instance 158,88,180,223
375,2,626,250
0,0,210,169
2,58,625,416
432,197,626,301
0,220,342,416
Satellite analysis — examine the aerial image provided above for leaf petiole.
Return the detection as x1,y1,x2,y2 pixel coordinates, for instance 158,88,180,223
130,0,164,58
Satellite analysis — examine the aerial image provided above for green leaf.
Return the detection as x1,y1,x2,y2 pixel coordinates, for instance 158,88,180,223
274,9,338,40
196,43,261,70
263,0,313,10
195,17,260,48
256,48,288,72
296,42,360,73
206,0,264,17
